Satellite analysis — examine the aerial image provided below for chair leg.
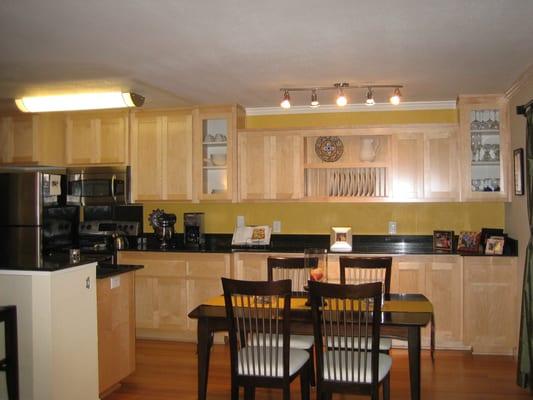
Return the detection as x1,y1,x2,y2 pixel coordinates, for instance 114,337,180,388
300,362,310,400
307,346,316,386
283,384,291,400
230,378,239,400
383,373,391,400
244,386,255,400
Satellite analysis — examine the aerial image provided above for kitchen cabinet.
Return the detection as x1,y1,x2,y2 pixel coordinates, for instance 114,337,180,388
65,110,129,165
97,271,136,395
457,95,510,201
423,128,459,200
118,251,231,341
302,131,392,201
0,113,65,165
463,256,518,355
238,131,303,200
391,132,424,200
130,109,193,201
0,263,99,400
194,105,246,201
425,255,463,348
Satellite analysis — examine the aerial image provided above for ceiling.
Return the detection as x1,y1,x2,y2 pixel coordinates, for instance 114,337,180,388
1,0,533,110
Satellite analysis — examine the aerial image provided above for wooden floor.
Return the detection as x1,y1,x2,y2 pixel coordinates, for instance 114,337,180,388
106,340,530,400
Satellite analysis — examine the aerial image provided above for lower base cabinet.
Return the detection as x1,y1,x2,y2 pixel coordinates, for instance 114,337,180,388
97,271,136,395
120,251,518,355
463,257,518,355
118,252,231,342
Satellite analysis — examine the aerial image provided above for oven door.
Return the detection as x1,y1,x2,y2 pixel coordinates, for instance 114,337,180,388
67,167,130,206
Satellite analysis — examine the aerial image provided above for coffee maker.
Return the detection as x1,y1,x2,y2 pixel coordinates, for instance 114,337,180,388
184,213,205,248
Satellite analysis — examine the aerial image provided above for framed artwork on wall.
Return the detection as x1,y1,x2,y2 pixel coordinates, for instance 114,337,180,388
514,148,525,196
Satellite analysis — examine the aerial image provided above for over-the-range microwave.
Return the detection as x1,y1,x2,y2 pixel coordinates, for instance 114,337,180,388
66,166,131,206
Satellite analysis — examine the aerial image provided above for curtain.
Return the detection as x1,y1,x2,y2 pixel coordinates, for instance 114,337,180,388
518,107,533,389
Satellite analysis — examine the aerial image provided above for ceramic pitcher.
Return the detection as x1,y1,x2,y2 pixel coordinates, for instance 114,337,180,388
359,138,381,162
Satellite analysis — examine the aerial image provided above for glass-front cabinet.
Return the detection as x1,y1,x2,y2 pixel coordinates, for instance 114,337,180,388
458,95,510,201
194,105,245,201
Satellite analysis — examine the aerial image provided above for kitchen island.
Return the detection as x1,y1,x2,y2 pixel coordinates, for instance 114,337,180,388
0,257,99,400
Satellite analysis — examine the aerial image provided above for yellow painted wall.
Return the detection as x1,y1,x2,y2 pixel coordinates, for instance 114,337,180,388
143,108,505,235
143,202,504,235
246,109,457,129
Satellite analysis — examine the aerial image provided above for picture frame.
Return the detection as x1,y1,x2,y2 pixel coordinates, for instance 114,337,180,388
514,148,525,196
480,228,504,249
485,236,505,255
433,230,454,253
457,231,481,253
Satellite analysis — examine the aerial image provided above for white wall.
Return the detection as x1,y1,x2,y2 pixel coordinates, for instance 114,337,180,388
505,66,533,308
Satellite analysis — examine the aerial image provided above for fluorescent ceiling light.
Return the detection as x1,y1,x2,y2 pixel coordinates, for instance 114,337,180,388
15,92,145,113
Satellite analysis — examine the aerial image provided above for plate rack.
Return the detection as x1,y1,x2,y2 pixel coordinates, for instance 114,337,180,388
304,167,388,198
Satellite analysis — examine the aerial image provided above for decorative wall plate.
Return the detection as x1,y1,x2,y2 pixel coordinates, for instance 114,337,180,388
315,136,344,162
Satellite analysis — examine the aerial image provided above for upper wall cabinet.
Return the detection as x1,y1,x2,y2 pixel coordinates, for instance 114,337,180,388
236,124,459,202
65,110,129,165
130,109,193,202
193,105,246,202
302,129,392,201
0,113,65,165
238,131,303,200
457,95,510,201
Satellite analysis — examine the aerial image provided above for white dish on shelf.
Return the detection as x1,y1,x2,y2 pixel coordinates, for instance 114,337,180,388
210,153,227,166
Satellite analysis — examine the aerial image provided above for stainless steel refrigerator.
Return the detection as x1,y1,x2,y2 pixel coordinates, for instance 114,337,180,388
0,171,79,267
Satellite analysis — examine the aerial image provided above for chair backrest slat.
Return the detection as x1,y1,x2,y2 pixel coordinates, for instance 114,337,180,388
339,256,392,295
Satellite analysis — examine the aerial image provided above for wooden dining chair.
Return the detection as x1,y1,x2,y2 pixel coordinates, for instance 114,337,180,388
222,277,311,400
309,280,391,400
267,257,317,384
339,256,393,353
339,256,392,295
0,305,19,400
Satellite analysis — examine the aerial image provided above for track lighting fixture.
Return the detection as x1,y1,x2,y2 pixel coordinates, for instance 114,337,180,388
335,83,348,107
279,83,403,108
389,87,401,105
365,88,375,106
280,90,291,109
310,89,319,108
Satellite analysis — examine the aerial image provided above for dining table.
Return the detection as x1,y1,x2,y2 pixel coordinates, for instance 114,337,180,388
188,292,433,400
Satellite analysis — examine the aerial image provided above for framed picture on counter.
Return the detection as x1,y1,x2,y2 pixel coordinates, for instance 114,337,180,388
485,236,505,255
433,230,454,253
457,231,481,254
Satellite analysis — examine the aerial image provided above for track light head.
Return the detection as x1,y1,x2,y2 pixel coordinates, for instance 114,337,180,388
365,88,375,106
335,83,348,107
310,89,319,108
280,90,291,109
390,87,401,105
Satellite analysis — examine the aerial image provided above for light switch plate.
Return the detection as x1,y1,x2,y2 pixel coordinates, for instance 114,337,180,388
110,275,121,289
273,220,281,233
388,221,397,235
237,215,245,228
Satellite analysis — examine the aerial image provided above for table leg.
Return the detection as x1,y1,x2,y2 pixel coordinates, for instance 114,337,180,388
197,318,213,400
407,326,421,400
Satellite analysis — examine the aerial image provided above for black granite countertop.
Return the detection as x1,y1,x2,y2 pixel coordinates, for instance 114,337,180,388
122,234,518,257
96,263,144,279
0,253,108,272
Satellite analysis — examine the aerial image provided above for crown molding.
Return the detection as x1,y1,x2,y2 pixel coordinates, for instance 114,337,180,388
505,63,533,99
246,101,456,116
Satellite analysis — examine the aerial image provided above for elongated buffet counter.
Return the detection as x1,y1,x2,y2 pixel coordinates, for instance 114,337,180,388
118,234,519,355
